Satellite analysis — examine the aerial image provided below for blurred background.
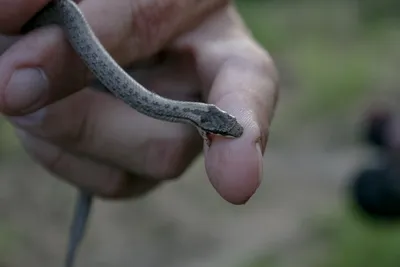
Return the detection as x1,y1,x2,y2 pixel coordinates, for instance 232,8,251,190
2,0,400,266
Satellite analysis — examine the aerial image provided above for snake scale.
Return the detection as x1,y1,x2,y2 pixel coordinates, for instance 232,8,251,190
22,0,244,266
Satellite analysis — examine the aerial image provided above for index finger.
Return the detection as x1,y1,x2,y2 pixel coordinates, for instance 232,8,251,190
175,5,279,204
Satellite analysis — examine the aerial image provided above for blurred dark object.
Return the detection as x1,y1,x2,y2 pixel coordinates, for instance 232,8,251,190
350,107,400,221
352,166,400,220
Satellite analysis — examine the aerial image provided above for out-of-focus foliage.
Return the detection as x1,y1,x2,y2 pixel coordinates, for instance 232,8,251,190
236,0,400,23
358,0,400,23
234,1,400,267
235,0,400,138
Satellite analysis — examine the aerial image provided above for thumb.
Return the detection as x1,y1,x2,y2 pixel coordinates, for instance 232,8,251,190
175,5,279,204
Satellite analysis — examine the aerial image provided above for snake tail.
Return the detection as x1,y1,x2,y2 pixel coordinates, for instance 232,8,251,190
65,191,93,267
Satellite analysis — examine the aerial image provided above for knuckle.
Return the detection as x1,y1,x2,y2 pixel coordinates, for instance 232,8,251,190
242,44,280,102
260,52,280,87
128,2,165,59
248,45,279,85
223,38,280,89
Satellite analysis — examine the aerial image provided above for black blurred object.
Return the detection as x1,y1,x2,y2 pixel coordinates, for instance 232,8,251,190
352,166,400,220
350,108,400,221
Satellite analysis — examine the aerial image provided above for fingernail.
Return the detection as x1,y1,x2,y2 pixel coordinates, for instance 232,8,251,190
5,68,48,112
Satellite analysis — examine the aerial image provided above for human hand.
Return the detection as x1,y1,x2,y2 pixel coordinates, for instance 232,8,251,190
0,0,279,204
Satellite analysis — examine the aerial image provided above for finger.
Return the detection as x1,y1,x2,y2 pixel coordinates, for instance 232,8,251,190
0,0,50,34
0,26,87,115
7,52,204,179
16,129,161,198
0,0,230,115
8,85,203,181
175,6,279,204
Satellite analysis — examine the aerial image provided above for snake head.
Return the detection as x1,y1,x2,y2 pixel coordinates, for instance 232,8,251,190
197,105,244,138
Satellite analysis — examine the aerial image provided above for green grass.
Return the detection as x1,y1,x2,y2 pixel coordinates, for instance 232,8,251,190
287,39,374,120
316,205,400,267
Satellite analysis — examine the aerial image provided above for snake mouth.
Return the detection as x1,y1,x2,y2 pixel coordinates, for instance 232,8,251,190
209,123,244,138
228,123,244,138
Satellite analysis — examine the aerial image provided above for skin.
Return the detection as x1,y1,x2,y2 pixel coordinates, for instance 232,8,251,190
0,0,279,205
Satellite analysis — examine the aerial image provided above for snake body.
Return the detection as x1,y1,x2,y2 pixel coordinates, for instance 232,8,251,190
23,0,244,266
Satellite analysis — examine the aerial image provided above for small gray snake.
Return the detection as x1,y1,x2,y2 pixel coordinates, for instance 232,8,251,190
22,0,243,266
